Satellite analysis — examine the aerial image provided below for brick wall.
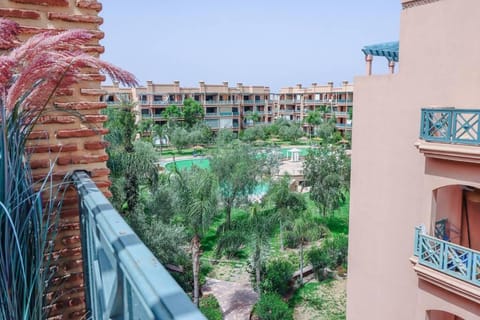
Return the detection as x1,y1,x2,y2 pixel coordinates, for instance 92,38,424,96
0,0,108,318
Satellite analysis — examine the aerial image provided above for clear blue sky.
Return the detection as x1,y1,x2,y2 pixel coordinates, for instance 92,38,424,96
100,1,400,91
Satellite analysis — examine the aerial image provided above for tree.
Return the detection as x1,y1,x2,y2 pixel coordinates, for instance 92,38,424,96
316,119,336,143
183,98,205,127
210,142,262,230
304,144,350,215
163,104,182,126
242,124,266,142
266,176,306,251
216,204,276,296
0,18,137,319
168,126,190,152
171,166,218,306
137,118,154,136
279,123,304,142
292,210,325,285
104,103,158,215
215,129,235,146
305,110,322,139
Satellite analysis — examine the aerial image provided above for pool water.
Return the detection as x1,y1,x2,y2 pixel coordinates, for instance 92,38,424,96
164,147,310,172
165,158,210,171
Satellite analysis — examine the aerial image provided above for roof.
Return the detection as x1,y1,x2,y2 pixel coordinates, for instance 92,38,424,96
362,41,399,62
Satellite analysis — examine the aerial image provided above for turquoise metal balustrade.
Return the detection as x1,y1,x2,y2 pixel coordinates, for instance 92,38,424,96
72,171,205,320
420,108,480,145
414,226,480,286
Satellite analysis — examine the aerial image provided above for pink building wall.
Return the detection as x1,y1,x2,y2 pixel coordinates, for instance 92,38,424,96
347,0,480,319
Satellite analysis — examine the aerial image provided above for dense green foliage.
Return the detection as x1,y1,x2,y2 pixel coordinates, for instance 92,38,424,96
304,144,350,215
199,295,223,320
210,142,264,229
308,233,348,280
254,293,293,320
261,258,295,296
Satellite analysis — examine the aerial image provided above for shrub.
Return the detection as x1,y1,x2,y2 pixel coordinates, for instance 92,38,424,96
199,295,222,320
308,233,349,281
308,247,333,281
261,258,295,296
284,230,301,249
323,234,349,268
254,293,293,320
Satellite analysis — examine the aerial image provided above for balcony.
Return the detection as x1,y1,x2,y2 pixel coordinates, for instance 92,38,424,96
417,108,480,163
72,171,205,319
151,101,170,105
219,112,233,116
412,226,480,302
335,123,352,130
420,108,480,145
334,111,349,118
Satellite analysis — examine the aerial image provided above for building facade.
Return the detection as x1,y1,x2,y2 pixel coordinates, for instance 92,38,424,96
102,81,353,133
348,1,480,319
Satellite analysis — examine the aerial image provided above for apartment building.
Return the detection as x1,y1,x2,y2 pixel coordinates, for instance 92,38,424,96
277,81,353,133
101,81,353,133
348,1,480,319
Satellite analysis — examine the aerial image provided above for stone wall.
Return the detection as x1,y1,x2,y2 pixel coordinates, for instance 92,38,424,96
0,0,109,318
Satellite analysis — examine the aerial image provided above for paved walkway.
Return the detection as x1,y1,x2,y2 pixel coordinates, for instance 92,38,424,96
203,278,258,320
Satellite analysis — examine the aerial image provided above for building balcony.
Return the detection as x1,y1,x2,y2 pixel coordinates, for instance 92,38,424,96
412,226,480,303
417,108,480,163
420,108,480,145
335,123,352,130
243,100,255,104
219,112,233,116
151,101,170,105
334,111,349,118
304,99,322,104
72,171,205,319
279,100,295,104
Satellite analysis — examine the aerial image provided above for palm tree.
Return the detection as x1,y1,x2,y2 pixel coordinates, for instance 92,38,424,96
215,203,276,296
266,177,306,251
172,166,218,306
292,210,324,286
305,110,322,140
104,102,158,215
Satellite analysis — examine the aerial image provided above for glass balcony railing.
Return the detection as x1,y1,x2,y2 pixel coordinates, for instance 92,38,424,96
420,108,480,145
413,226,480,286
72,171,205,320
335,123,352,130
219,112,233,116
334,112,349,117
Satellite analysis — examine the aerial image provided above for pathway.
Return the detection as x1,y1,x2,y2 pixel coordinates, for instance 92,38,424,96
203,278,258,320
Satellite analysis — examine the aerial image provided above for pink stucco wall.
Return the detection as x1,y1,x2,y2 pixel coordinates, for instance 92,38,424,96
347,1,480,319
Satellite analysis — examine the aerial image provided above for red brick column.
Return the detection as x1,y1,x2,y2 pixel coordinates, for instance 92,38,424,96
1,0,108,318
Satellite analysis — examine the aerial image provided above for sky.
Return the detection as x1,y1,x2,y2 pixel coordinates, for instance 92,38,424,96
100,1,401,91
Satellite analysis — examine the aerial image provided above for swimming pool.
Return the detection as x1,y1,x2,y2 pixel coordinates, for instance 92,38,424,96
164,147,310,172
164,158,210,171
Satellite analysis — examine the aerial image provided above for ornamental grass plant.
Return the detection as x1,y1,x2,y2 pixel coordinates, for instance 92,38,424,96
0,18,136,319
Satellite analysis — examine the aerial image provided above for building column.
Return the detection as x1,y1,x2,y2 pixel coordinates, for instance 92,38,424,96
366,54,373,75
389,60,396,74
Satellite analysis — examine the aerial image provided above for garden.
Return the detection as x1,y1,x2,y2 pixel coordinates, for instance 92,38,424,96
103,102,351,319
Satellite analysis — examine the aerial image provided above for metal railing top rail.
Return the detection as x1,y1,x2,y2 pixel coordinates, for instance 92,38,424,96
414,226,480,287
72,171,205,320
420,108,480,145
